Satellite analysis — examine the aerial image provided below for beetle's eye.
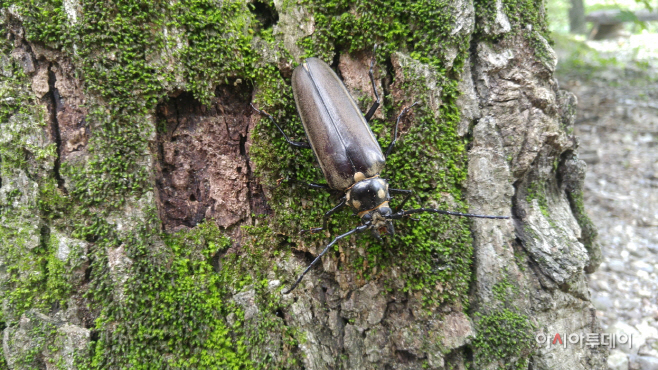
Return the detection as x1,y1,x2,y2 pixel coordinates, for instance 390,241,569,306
379,207,392,217
362,213,373,222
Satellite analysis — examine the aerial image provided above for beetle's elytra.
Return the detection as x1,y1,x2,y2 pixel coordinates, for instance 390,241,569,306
252,48,509,294
292,58,385,191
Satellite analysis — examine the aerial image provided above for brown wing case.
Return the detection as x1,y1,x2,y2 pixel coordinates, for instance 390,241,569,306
292,58,385,190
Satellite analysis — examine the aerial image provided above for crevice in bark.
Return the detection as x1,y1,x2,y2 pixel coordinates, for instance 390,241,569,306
83,263,93,284
331,48,341,71
39,223,50,252
383,55,395,108
46,63,67,194
249,0,279,31
273,307,286,322
526,252,557,290
291,249,317,271
468,34,480,93
89,329,99,343
395,349,418,363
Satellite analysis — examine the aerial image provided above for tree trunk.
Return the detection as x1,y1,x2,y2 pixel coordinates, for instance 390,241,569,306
0,0,605,369
570,0,587,34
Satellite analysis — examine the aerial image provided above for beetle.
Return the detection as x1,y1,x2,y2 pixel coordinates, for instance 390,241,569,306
252,48,509,294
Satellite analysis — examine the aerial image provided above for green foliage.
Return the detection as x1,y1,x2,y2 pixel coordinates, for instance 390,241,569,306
552,32,657,84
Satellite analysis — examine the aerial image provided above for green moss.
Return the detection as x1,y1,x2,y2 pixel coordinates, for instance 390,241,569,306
173,0,257,104
475,0,549,37
0,331,6,370
0,215,81,320
87,220,247,368
85,218,298,369
38,178,70,221
299,0,467,72
8,310,59,368
492,276,518,302
471,308,535,369
514,251,527,272
566,189,597,252
11,0,72,50
472,275,534,369
525,182,552,223
474,0,552,65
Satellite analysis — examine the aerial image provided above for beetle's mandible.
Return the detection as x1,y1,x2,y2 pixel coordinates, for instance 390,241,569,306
252,47,509,294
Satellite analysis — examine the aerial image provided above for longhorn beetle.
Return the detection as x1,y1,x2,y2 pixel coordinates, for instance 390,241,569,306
252,47,509,294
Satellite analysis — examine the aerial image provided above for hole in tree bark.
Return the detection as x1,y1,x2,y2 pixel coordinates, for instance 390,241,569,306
154,83,265,232
249,0,279,30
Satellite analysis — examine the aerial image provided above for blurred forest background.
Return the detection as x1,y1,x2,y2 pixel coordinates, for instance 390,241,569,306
548,0,658,369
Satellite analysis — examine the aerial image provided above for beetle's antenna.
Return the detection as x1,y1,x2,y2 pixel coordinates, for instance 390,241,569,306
283,223,370,294
387,208,510,220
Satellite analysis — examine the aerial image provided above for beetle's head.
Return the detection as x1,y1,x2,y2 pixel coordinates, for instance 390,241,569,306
345,177,394,238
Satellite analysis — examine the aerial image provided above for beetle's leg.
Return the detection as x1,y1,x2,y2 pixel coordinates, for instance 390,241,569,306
251,103,311,149
389,188,414,212
284,223,370,294
321,197,347,231
307,182,331,191
278,177,332,192
385,102,420,158
363,46,381,123
301,197,347,234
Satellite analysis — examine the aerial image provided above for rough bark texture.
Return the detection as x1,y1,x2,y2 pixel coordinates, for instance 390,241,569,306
0,0,605,369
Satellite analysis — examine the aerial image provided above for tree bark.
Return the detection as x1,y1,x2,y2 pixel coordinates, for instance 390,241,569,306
0,0,605,369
